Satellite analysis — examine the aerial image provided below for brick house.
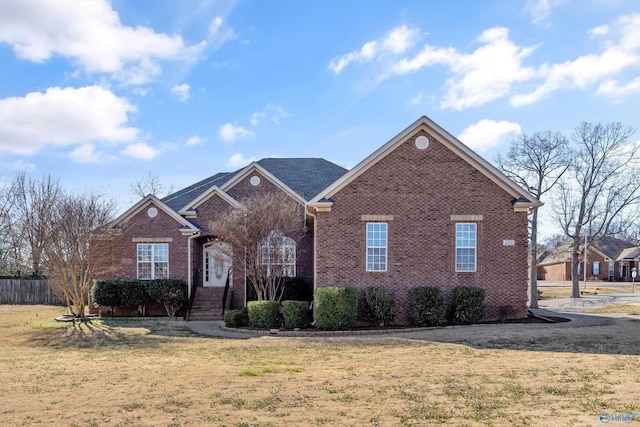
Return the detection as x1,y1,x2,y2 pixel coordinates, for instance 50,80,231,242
537,236,640,281
94,116,541,322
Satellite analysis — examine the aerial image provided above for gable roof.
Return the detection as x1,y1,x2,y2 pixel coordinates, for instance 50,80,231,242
256,158,348,201
162,172,234,212
309,116,542,212
162,158,347,214
538,236,639,265
102,194,199,234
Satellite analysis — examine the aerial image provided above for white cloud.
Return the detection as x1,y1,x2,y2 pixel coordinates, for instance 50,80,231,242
597,77,640,98
185,135,205,146
588,25,609,38
0,0,206,85
0,86,138,155
410,93,424,105
525,0,562,23
69,143,111,164
249,103,290,126
394,27,538,110
228,153,257,167
219,123,255,142
171,83,190,102
458,119,522,152
511,13,640,106
121,142,161,160
208,17,235,49
329,25,420,74
5,160,36,171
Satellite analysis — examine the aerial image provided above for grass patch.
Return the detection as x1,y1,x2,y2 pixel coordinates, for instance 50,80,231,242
590,303,640,314
538,287,626,299
1,305,640,426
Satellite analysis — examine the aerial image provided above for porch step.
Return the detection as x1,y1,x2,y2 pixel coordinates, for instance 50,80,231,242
188,286,231,321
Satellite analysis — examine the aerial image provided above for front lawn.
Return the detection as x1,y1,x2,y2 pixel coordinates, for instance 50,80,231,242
1,305,639,426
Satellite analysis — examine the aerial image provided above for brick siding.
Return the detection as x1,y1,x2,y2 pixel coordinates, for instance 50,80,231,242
315,129,529,323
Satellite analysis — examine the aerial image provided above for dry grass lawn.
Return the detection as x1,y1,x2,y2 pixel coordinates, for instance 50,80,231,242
1,305,640,426
538,287,626,300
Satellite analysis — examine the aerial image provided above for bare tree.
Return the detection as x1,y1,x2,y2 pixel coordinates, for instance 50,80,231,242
130,171,173,200
209,192,305,301
496,131,570,308
44,192,115,317
554,122,640,298
0,180,14,275
9,173,63,276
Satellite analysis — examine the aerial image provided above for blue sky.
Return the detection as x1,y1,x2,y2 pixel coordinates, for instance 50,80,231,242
1,0,639,239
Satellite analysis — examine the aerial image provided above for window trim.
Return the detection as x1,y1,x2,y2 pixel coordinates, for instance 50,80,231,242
455,222,477,273
137,243,169,280
366,222,388,272
259,231,296,277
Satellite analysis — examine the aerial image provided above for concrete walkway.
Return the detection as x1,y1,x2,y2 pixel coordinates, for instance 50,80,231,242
538,293,640,315
186,293,640,339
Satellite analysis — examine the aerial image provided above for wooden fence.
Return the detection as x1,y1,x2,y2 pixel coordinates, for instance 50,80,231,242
0,279,62,305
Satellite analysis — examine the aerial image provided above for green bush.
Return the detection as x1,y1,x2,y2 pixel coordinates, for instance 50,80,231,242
314,286,357,330
247,300,280,328
452,286,486,324
362,287,396,325
223,307,249,327
408,286,446,326
147,279,187,318
120,280,150,315
281,300,309,329
91,280,122,314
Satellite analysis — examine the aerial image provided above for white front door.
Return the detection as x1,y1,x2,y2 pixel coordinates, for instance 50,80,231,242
203,243,232,287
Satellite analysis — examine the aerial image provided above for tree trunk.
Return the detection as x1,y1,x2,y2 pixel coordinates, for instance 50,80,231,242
571,237,581,298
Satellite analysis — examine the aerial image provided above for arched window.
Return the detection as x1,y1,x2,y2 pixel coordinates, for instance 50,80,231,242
259,230,296,277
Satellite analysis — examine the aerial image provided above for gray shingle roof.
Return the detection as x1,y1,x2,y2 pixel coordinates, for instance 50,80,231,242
160,158,347,212
161,171,235,211
257,158,347,201
538,236,638,265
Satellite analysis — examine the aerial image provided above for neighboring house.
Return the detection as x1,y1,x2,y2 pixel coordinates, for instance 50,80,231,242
94,116,541,323
537,236,640,281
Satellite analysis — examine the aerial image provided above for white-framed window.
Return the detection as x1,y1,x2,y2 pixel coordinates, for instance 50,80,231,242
577,262,582,275
260,230,296,277
609,262,615,277
593,261,600,275
137,243,169,279
455,223,477,272
366,222,388,272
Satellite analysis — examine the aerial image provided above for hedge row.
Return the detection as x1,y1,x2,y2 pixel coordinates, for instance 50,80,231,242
224,285,486,331
91,279,186,317
224,300,311,329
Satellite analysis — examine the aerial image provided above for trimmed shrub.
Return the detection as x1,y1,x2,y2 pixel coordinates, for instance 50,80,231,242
408,286,446,326
147,279,187,318
452,286,486,324
362,287,396,325
314,286,357,330
120,280,150,315
281,300,309,329
91,280,122,315
224,307,249,327
247,300,280,328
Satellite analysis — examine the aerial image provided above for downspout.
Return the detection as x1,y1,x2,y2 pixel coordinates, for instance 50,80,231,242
187,231,201,299
306,206,318,302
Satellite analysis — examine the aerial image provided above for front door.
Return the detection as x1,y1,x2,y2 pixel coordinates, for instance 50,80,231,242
622,262,629,279
203,243,232,287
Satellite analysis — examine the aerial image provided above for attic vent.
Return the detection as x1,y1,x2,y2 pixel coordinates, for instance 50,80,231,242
147,207,158,218
250,176,261,186
415,135,430,150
